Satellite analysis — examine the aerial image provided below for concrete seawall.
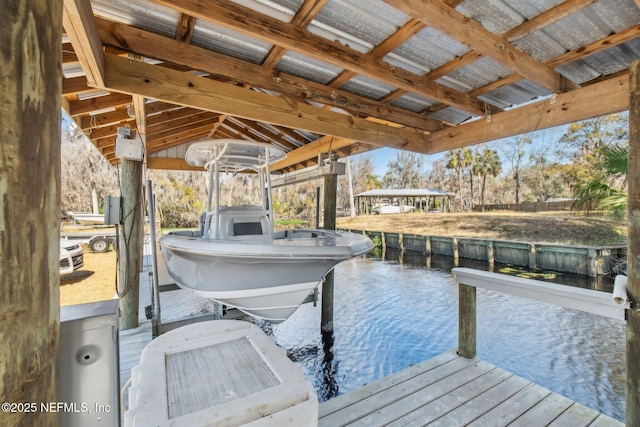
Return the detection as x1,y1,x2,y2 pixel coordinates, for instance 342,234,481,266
340,229,626,277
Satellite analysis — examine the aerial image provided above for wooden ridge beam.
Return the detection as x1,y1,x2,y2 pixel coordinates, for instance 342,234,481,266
102,53,432,152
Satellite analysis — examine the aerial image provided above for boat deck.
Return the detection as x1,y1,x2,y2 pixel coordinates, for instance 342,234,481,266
118,249,623,426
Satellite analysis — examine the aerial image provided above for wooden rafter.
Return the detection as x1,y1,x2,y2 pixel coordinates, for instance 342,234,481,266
384,0,577,94
62,0,105,87
69,92,132,116
96,17,446,132
149,0,487,116
261,0,328,69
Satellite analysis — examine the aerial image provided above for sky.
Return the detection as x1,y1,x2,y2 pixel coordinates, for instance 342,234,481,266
351,124,569,178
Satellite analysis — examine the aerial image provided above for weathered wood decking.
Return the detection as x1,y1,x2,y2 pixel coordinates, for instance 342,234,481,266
319,351,622,426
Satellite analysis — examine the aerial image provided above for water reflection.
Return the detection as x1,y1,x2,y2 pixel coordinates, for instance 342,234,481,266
251,249,625,421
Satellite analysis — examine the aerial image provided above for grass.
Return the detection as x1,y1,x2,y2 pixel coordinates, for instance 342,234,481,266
336,211,627,246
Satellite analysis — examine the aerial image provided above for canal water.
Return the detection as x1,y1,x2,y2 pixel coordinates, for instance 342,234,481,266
253,249,626,422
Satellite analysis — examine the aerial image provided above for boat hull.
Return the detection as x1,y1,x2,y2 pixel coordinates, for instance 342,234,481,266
159,230,373,322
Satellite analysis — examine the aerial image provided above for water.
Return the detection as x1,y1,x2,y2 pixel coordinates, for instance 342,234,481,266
252,250,626,422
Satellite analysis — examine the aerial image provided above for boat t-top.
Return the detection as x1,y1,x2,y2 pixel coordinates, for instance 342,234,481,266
158,139,373,322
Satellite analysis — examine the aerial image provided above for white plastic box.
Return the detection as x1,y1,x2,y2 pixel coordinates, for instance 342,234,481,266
124,320,317,426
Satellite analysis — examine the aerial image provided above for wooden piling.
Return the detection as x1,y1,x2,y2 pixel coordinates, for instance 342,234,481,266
458,284,477,359
627,59,640,426
322,172,337,333
0,1,62,424
118,158,144,330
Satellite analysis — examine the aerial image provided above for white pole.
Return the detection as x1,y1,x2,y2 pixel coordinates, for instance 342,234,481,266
347,157,356,218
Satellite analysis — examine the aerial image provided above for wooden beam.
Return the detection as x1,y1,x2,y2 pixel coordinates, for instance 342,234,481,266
62,75,92,95
149,0,486,116
175,13,195,43
146,130,213,154
270,136,355,171
384,0,576,93
103,53,432,152
69,92,132,116
261,0,327,69
62,0,105,87
147,157,203,171
78,108,131,130
427,74,629,153
502,0,597,43
96,18,444,132
88,120,136,140
329,17,426,88
132,95,147,138
147,111,219,135
628,58,640,426
2,2,62,425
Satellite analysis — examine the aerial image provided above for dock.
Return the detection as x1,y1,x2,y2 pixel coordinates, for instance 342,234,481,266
318,351,621,426
117,252,625,425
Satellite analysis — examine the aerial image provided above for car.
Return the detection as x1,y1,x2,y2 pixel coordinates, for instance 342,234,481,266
60,239,84,276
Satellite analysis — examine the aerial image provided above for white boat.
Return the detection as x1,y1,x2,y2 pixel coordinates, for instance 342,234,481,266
158,139,373,323
67,211,105,225
379,204,414,214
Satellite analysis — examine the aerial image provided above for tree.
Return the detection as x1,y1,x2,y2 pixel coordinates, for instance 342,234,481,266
383,151,424,189
474,149,502,211
557,113,627,163
496,135,532,204
445,148,473,211
572,145,628,218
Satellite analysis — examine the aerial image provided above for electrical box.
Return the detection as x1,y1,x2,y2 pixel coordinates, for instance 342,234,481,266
58,300,120,427
115,136,144,161
104,195,121,225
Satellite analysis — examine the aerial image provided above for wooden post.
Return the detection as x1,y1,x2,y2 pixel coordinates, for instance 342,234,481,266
118,159,144,330
487,240,495,265
627,59,640,426
321,172,337,333
458,284,477,358
0,1,62,425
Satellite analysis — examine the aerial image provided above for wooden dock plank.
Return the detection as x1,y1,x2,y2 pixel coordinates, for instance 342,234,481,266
508,393,574,426
426,375,532,426
319,354,475,426
548,403,600,426
467,383,552,426
347,361,497,426
319,352,623,426
318,351,458,418
590,414,628,426
386,367,513,426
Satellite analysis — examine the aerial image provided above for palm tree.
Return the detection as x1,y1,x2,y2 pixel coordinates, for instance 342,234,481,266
474,149,502,212
445,148,473,211
572,145,628,218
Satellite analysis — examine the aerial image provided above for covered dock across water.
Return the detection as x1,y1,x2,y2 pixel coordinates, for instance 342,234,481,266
355,189,455,215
